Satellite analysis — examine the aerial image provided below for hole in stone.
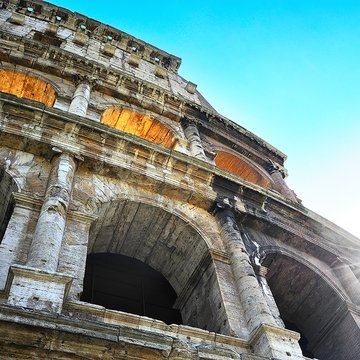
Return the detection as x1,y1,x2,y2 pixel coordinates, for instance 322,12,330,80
33,296,39,301
80,24,86,31
286,352,291,356
107,35,113,41
55,15,62,22
154,56,160,64
27,7,33,12
131,46,137,53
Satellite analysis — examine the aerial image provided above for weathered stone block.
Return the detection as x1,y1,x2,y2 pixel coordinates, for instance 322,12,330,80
8,12,25,26
46,23,58,35
6,265,73,313
73,32,89,46
128,53,140,67
102,43,116,57
185,81,197,94
155,65,167,79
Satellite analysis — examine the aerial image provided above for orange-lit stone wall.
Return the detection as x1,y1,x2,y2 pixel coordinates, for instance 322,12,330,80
0,70,56,107
215,151,272,189
101,108,177,149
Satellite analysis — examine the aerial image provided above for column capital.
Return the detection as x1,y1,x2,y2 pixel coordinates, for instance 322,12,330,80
180,116,197,128
72,74,98,88
12,192,43,211
51,146,84,162
267,159,287,178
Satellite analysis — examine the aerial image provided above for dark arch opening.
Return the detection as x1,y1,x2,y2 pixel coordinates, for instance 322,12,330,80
81,253,183,325
283,320,314,358
265,253,360,360
0,168,18,243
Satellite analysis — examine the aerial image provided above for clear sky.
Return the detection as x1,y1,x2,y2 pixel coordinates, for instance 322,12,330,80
51,0,360,238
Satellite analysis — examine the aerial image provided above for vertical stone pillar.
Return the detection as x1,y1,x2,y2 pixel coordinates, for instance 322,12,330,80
6,151,76,312
57,212,97,301
268,160,298,202
182,119,207,161
215,202,303,359
0,193,41,290
216,206,276,331
331,258,360,306
68,77,92,117
254,264,285,328
27,152,76,271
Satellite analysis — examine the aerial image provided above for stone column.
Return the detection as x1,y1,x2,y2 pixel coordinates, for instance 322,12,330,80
182,119,207,161
68,76,93,116
215,202,303,359
27,151,76,271
216,205,276,331
268,160,298,202
6,151,76,312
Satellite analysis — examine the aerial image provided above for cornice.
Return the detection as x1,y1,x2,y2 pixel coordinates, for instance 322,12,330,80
0,29,287,164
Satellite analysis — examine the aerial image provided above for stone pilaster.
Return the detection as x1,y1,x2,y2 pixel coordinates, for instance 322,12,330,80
267,160,298,202
331,257,360,306
68,76,95,116
182,119,207,161
58,211,97,302
254,265,285,328
0,193,41,290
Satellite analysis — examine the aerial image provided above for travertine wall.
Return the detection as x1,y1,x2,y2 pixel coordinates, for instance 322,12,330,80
0,1,359,360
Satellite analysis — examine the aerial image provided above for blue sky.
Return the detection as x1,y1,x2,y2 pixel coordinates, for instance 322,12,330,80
52,0,360,238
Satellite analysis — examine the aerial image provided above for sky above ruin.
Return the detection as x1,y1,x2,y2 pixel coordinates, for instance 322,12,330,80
52,0,360,238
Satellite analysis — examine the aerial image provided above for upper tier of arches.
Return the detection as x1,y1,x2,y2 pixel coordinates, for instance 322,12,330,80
0,68,276,191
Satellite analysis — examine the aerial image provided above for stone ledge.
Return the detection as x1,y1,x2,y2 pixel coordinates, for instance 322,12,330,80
0,303,264,359
65,300,249,353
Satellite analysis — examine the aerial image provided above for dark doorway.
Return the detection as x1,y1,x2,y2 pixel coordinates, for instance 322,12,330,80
81,253,182,325
284,320,315,358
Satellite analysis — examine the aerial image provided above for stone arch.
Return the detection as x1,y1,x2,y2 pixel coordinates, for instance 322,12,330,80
83,198,229,333
0,68,57,106
214,149,272,189
260,248,360,360
100,107,177,149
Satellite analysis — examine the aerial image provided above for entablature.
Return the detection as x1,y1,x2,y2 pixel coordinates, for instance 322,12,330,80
0,93,357,264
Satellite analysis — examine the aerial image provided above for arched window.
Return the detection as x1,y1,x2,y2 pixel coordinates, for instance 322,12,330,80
0,69,56,107
81,253,182,325
214,150,272,189
100,108,177,149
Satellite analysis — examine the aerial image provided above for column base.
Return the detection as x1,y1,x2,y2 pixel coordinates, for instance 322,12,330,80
250,323,304,359
5,265,73,313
